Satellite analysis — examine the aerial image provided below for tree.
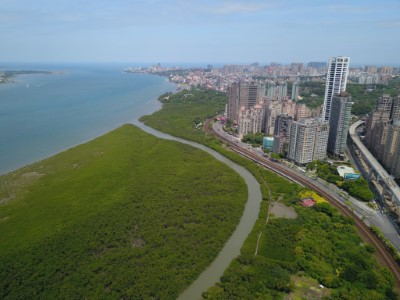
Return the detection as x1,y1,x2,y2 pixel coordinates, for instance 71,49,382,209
342,178,374,201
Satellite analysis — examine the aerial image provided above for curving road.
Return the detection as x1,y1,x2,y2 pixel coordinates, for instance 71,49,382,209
205,119,400,287
349,120,400,205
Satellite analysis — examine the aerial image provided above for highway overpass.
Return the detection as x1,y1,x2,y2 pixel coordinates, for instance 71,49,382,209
349,120,400,206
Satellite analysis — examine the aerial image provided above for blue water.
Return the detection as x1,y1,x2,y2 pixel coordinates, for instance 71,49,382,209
0,64,176,175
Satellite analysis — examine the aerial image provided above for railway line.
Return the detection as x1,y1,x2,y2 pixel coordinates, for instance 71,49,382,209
205,119,400,286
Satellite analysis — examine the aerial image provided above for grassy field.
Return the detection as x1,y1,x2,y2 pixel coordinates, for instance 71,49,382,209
141,89,397,299
140,89,226,144
0,124,247,299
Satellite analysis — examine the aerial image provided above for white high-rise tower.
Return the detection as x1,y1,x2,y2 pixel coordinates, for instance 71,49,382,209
322,56,350,122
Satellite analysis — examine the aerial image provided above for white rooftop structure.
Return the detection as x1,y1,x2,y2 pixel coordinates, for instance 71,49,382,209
337,165,357,178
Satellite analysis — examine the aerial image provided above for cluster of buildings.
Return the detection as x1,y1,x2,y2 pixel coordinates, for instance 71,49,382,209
349,65,399,85
127,60,399,178
126,61,329,92
227,56,353,165
364,94,400,178
127,61,399,93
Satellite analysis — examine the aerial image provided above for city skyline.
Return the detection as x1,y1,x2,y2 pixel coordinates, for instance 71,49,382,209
1,0,399,65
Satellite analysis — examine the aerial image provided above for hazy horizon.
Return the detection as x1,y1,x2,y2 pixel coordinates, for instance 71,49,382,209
1,0,399,65
1,61,400,69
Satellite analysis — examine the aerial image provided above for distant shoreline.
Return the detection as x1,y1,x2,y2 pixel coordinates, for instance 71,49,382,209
0,70,53,85
0,70,177,176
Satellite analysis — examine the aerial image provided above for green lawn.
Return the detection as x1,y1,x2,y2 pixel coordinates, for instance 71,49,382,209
0,124,247,299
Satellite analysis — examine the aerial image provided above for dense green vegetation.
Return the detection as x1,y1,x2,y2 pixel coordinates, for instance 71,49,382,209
141,89,396,299
297,78,400,116
241,133,264,147
307,161,374,202
298,81,325,108
204,188,396,299
0,125,247,299
140,89,227,144
347,80,400,116
341,177,375,202
371,226,400,266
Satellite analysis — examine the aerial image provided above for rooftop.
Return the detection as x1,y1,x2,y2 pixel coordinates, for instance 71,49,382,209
301,198,316,207
337,165,357,178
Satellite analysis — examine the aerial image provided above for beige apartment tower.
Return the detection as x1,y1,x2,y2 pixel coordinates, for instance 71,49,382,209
287,118,329,165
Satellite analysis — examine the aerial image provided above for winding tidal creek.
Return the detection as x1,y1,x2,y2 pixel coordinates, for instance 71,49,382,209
135,121,263,300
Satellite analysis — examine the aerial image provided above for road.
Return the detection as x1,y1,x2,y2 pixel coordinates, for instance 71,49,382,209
349,120,400,205
206,119,400,287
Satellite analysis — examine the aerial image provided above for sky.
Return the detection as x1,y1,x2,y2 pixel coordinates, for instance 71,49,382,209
1,0,399,66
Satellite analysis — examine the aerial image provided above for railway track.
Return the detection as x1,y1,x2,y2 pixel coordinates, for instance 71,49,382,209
205,119,400,286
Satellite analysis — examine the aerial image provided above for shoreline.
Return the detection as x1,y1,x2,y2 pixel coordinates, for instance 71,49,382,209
0,71,178,176
0,70,54,85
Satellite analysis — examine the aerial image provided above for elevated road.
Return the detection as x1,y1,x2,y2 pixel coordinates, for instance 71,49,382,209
205,119,400,287
348,120,400,205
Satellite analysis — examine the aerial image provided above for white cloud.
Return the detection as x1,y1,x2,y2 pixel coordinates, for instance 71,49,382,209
205,2,271,15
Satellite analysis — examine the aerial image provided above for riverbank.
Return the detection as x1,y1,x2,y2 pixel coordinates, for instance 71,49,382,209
0,124,248,299
0,66,177,175
132,119,262,300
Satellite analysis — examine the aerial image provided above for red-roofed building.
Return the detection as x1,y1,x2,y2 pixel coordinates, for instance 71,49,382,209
301,198,316,207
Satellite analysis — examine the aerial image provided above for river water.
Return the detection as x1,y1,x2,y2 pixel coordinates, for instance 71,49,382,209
1,64,262,299
133,120,262,300
0,64,176,174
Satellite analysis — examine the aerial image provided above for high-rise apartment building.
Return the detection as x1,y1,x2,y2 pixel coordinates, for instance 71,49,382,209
282,99,296,117
237,104,264,137
251,103,264,134
290,63,304,75
291,81,299,101
314,122,330,161
227,82,260,123
240,82,259,109
391,96,400,121
377,94,393,113
263,99,283,135
295,103,312,120
272,114,293,155
365,110,390,147
238,107,252,137
370,120,390,161
227,82,240,122
277,81,287,101
322,56,350,122
378,66,393,75
382,121,400,177
287,118,329,165
391,122,400,178
327,93,353,156
266,81,276,99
